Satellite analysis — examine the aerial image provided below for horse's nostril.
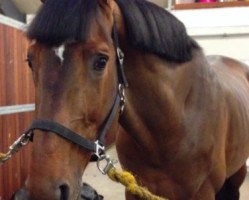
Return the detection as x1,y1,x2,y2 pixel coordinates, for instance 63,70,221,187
59,184,69,200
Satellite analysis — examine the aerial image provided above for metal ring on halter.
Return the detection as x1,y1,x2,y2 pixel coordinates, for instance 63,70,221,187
9,132,32,153
96,154,117,175
0,132,32,165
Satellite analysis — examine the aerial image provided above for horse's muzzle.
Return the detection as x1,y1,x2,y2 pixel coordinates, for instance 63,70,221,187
11,183,103,200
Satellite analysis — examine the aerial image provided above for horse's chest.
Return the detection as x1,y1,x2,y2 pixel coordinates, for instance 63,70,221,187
116,133,211,199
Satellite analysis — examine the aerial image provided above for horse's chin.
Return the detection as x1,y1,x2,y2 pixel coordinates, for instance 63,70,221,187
11,183,103,200
11,188,80,200
11,188,28,200
11,188,81,200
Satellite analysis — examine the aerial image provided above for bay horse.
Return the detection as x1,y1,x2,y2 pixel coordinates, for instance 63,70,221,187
24,0,249,199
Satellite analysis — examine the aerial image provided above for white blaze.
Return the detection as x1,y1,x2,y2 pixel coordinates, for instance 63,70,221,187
54,45,65,62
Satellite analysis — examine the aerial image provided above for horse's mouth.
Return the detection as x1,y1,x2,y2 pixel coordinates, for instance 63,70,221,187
11,183,103,200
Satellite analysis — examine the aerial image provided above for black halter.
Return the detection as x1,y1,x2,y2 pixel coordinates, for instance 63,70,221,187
25,21,128,159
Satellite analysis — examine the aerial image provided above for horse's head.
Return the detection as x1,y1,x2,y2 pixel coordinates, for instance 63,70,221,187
25,0,123,199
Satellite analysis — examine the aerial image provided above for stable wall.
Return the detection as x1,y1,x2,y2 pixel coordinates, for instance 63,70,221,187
172,7,249,64
0,14,34,200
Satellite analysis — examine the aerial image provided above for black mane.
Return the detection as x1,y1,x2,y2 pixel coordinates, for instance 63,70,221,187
27,0,199,62
27,0,98,46
116,0,199,62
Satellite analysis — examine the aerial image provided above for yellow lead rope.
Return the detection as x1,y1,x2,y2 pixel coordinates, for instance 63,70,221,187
107,167,167,200
0,153,9,165
0,153,7,160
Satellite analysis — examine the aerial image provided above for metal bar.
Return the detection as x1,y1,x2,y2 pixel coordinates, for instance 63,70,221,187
0,13,25,29
0,104,35,115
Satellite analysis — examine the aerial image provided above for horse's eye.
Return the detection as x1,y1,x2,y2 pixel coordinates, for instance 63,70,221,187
93,55,108,71
26,55,33,70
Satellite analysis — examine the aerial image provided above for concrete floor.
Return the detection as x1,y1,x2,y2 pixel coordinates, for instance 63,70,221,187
83,147,249,200
241,176,249,200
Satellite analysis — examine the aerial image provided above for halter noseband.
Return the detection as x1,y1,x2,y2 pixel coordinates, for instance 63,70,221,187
25,20,128,160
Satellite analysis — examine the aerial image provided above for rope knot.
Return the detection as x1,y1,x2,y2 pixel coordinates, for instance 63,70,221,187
107,168,167,200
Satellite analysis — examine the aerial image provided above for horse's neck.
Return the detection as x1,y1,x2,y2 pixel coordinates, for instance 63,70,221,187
120,49,208,159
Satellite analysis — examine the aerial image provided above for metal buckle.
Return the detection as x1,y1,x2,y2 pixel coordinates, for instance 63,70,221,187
118,84,125,114
117,47,124,66
97,154,117,175
94,140,105,159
